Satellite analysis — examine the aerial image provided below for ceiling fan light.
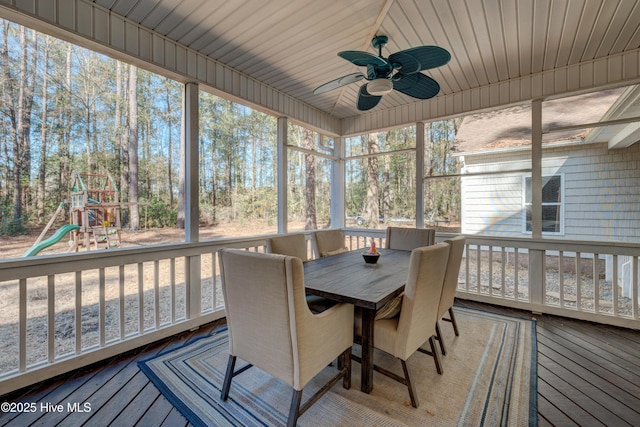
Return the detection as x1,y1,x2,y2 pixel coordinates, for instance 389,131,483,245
367,78,393,96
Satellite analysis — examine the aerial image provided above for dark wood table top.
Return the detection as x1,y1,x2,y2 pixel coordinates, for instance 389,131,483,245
304,249,411,310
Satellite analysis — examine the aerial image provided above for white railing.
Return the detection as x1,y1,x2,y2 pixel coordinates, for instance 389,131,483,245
344,228,640,329
0,234,288,394
2,229,639,394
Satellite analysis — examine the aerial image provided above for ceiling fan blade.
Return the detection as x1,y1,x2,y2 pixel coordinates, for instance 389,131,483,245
388,46,451,74
356,84,382,111
392,73,440,99
338,50,388,67
313,73,364,95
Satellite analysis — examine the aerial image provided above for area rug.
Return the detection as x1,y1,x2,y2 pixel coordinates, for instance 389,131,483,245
138,307,537,426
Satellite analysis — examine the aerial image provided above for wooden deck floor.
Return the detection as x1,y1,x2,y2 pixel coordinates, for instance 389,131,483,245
1,301,640,426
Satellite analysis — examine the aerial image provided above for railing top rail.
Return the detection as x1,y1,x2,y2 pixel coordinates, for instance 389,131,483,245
0,235,268,281
3,229,640,281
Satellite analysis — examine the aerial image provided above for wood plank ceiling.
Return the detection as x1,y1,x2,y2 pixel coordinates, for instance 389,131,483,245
88,0,640,121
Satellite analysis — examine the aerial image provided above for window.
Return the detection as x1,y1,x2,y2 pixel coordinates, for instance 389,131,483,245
523,175,563,234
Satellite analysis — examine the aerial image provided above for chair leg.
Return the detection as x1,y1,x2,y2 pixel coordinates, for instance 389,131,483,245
429,336,443,375
435,321,447,356
342,347,352,389
449,307,460,336
287,389,303,427
221,355,236,401
417,336,443,375
373,358,420,408
400,359,419,408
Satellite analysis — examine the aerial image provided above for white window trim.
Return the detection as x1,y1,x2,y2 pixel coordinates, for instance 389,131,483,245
522,173,565,236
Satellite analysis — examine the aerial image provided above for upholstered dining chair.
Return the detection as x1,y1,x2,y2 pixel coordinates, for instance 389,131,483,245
434,235,466,356
266,233,337,312
266,233,309,261
219,249,354,427
354,242,450,408
314,229,347,257
385,226,435,250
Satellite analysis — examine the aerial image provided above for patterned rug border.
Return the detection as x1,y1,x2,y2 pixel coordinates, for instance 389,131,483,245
458,306,538,426
138,306,538,426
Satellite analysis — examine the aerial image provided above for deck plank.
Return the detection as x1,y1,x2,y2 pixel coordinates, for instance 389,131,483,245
536,394,580,427
537,333,640,407
159,408,189,427
537,325,640,391
26,357,137,427
111,381,162,425
53,324,220,427
136,394,178,426
538,349,640,425
540,318,640,367
536,374,608,426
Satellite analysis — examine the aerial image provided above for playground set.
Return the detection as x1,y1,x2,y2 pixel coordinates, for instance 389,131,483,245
23,171,124,256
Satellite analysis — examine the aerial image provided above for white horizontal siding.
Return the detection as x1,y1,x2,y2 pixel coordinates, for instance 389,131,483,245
461,173,523,236
462,141,640,242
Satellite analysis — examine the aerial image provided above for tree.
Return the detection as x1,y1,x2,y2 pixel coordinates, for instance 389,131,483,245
426,119,462,220
303,128,316,230
164,81,175,207
57,43,73,221
365,133,380,227
176,89,185,229
37,35,51,224
1,24,37,227
128,64,139,230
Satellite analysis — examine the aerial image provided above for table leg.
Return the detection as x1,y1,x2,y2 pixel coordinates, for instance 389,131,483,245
360,308,375,393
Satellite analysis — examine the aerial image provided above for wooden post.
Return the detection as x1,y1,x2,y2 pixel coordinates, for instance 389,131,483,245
184,82,201,318
416,122,425,229
331,137,345,229
277,116,288,234
529,99,544,306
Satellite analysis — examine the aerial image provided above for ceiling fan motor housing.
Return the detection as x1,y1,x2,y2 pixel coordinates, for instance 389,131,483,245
367,78,393,95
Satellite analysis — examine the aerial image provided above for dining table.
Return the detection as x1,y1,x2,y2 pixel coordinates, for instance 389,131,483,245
303,248,411,394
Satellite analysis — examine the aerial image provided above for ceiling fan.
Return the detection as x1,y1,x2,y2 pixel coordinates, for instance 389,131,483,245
313,35,450,111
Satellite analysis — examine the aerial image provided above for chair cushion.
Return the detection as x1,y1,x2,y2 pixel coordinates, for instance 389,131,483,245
375,294,403,320
321,246,348,257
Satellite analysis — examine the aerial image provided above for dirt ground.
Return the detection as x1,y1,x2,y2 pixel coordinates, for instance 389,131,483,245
0,223,279,259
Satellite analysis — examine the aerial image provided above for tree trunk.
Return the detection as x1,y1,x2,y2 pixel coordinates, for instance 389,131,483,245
60,44,72,222
14,27,27,223
303,129,317,230
365,133,380,227
38,36,50,224
166,86,174,207
1,23,19,223
23,29,37,217
176,89,185,229
115,61,128,204
382,156,390,222
10,27,37,224
128,65,139,230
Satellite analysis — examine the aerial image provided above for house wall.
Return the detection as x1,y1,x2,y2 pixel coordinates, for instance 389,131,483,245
461,141,640,243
